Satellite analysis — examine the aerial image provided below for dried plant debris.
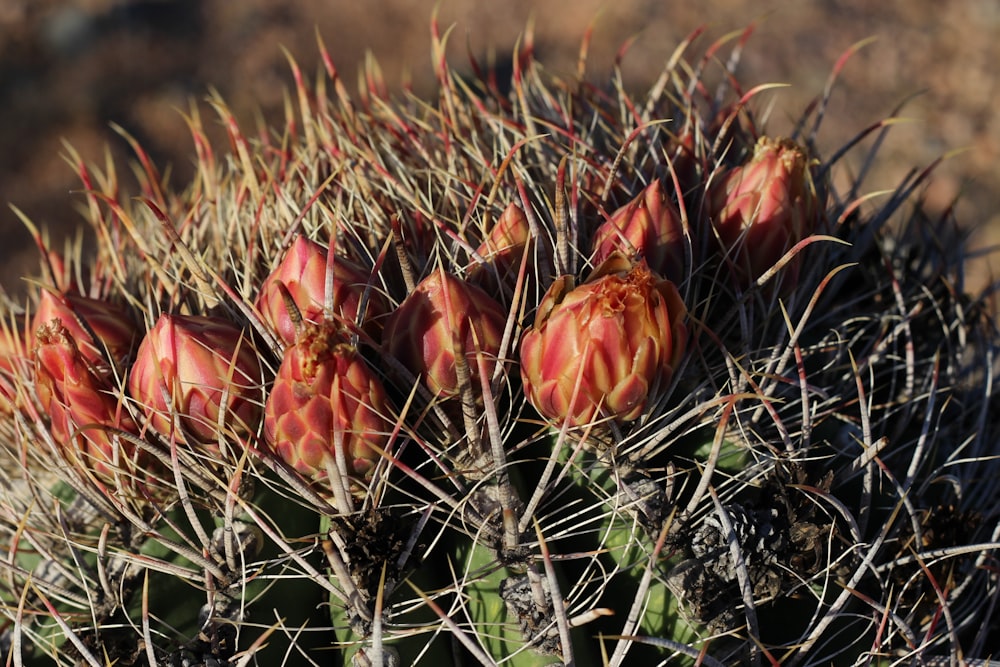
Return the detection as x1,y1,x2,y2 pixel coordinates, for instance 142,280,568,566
666,465,839,634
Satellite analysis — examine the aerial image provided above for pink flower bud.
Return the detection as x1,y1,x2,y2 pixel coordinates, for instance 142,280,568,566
264,321,391,482
383,268,507,399
591,180,686,283
255,236,387,347
128,314,264,444
709,136,818,284
520,256,686,427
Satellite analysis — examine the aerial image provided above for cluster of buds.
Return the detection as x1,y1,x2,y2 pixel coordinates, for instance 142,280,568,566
13,134,817,484
519,136,817,428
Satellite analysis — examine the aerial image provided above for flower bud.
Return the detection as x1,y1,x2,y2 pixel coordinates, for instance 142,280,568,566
128,314,264,444
591,180,685,283
520,255,686,427
31,290,136,376
264,321,391,482
255,236,388,346
709,136,817,283
383,268,507,399
34,319,141,478
469,202,532,294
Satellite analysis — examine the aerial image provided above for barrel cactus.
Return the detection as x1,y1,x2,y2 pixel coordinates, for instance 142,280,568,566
1,17,997,667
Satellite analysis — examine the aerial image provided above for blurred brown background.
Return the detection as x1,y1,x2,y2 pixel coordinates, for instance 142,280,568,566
2,0,998,298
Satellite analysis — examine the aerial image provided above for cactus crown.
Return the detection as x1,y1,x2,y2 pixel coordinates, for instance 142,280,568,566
1,17,998,667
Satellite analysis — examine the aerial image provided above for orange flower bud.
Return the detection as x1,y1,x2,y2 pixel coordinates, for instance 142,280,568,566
264,321,391,482
591,180,686,284
709,136,818,283
128,314,264,444
520,256,686,427
383,268,507,399
255,236,388,346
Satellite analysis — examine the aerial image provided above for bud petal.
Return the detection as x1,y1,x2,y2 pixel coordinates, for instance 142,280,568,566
591,180,686,283
255,236,387,346
128,314,264,444
520,256,686,427
264,322,391,482
383,269,507,399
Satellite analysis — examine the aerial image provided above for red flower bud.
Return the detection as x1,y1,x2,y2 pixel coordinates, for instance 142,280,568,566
128,314,264,444
469,202,533,294
709,136,818,283
520,256,686,427
31,290,136,376
255,236,388,346
383,268,507,399
34,320,141,479
264,322,391,483
0,317,28,414
591,180,686,284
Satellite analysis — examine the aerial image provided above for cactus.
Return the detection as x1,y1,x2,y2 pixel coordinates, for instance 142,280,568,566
1,17,999,667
